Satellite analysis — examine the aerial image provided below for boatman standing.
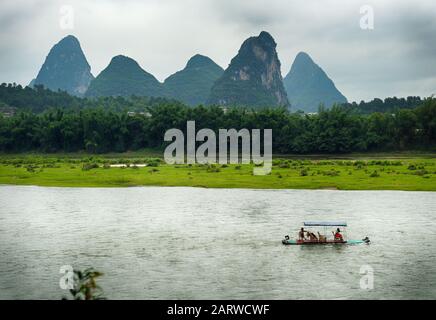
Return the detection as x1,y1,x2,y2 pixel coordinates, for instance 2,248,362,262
299,227,306,240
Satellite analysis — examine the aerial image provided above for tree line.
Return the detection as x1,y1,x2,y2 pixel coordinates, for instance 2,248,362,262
0,83,426,115
0,83,184,114
1,98,435,154
341,96,424,114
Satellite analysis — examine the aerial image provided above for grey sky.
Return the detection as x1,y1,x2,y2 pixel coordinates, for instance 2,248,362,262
0,0,435,102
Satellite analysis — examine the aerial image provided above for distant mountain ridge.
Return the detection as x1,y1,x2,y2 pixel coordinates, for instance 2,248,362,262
31,35,348,109
32,35,94,97
164,54,224,106
207,31,289,108
284,52,347,112
85,55,164,98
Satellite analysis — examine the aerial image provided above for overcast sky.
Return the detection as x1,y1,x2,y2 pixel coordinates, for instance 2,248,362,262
1,0,435,102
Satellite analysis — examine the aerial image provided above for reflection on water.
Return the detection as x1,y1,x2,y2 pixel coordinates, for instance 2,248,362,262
0,186,435,299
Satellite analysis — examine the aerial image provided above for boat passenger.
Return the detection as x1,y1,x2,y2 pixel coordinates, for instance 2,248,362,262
299,228,306,240
317,232,326,242
307,231,318,241
332,228,344,241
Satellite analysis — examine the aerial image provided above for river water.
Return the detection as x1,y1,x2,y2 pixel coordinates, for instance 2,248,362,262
0,185,435,299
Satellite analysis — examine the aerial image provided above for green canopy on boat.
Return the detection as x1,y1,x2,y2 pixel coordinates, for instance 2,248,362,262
303,221,347,227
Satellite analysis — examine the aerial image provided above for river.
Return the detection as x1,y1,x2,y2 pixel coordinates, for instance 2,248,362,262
0,185,435,299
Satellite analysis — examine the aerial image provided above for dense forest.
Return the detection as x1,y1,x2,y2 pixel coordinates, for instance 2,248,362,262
1,83,426,115
0,83,435,154
0,83,184,114
0,83,435,153
341,96,424,114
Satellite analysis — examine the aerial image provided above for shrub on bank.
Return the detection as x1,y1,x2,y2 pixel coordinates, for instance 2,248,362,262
82,163,99,171
207,164,220,172
147,160,160,167
300,169,308,176
370,170,380,177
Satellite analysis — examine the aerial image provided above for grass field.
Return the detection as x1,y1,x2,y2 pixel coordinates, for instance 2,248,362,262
0,152,435,191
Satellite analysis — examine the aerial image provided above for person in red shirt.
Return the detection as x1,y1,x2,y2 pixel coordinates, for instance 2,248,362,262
332,228,344,241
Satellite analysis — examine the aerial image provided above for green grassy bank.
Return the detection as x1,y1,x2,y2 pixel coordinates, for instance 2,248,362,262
0,152,435,191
